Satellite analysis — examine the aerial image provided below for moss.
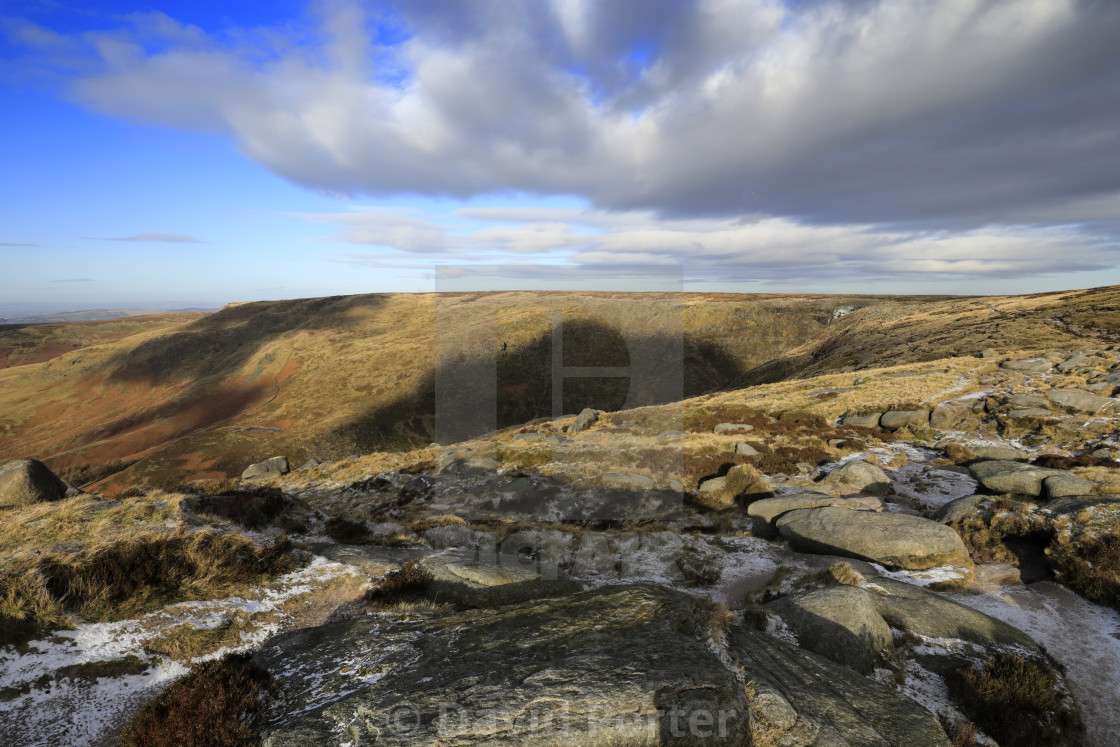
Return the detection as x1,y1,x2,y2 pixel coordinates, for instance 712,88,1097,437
947,653,1082,747
120,653,269,747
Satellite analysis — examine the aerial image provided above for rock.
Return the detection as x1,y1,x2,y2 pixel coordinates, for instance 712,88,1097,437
747,494,880,526
0,458,68,509
725,625,951,747
775,507,972,570
969,460,1063,496
942,442,978,464
1057,352,1090,371
656,430,686,440
602,472,655,490
842,412,881,428
254,586,751,745
569,407,601,433
868,578,1036,649
734,442,759,456
1009,393,1050,409
1010,408,1058,419
694,465,772,510
1048,388,1112,414
311,543,426,577
418,547,580,607
440,457,500,476
1091,448,1116,461
879,410,930,431
242,456,290,481
714,422,754,433
931,494,988,524
1001,358,1052,373
1044,473,1097,499
979,348,1000,358
766,586,894,674
296,459,322,471
823,459,891,495
930,401,972,430
969,444,1030,462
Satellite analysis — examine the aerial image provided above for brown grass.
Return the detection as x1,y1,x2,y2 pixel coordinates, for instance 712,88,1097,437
144,617,252,661
947,653,1081,747
1048,531,1120,610
365,559,434,606
120,653,269,747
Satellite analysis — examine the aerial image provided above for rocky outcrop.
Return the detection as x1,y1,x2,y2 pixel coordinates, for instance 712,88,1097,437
242,456,290,481
0,458,67,509
879,410,930,431
969,460,1063,496
747,494,881,526
930,401,973,430
252,585,950,746
1048,389,1113,414
569,408,601,433
968,444,1030,462
418,547,581,607
1001,358,1052,373
822,459,891,495
765,585,893,674
694,465,772,510
713,423,754,434
775,507,972,570
841,412,881,428
1044,473,1097,499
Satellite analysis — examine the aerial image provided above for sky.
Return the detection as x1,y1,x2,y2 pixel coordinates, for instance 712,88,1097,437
2,0,1120,312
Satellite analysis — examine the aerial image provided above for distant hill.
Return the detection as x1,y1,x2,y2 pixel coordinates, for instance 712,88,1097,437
0,307,215,324
0,287,1116,493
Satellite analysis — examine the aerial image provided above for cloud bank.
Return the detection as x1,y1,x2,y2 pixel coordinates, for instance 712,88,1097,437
10,0,1120,286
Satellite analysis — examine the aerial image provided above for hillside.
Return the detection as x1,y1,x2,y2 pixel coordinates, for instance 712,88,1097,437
0,287,1116,493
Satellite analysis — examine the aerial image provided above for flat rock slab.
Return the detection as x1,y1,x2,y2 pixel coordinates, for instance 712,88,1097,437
254,584,949,746
766,585,893,674
1049,388,1113,414
879,410,930,431
310,543,428,576
747,493,880,526
775,506,971,570
1001,358,1053,373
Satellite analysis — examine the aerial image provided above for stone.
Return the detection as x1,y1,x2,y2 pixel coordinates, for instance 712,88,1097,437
931,494,988,524
694,465,772,510
725,625,951,747
1044,473,1097,499
747,494,880,526
979,348,1000,358
766,586,894,674
879,410,930,430
775,506,972,570
656,430,686,440
822,459,891,495
1009,393,1050,409
1057,352,1090,371
969,460,1064,496
930,401,972,430
734,442,760,456
0,458,68,509
1048,388,1112,414
417,547,580,607
869,578,1037,649
1001,358,1052,373
1091,448,1116,461
713,422,754,433
569,407,601,433
842,412,881,428
296,459,322,471
968,444,1030,462
242,456,290,481
1010,408,1058,419
253,586,751,746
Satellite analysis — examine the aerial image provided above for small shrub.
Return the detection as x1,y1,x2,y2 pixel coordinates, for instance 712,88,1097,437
366,559,433,606
1048,531,1120,610
947,653,1082,747
120,653,269,747
937,712,979,747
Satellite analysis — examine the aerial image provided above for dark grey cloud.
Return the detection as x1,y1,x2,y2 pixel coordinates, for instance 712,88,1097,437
12,0,1119,229
89,233,205,243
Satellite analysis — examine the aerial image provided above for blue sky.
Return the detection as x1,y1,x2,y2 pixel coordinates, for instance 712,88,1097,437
3,0,1120,312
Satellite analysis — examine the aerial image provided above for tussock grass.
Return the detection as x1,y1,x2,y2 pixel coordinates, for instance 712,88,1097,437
1049,531,1120,610
0,492,296,645
365,559,433,606
120,653,269,747
144,616,252,661
947,653,1081,747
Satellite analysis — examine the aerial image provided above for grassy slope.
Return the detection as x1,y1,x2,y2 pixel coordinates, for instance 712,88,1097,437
0,287,1114,493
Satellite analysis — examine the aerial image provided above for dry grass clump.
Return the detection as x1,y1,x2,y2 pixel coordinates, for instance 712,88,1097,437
947,653,1081,747
1048,530,1120,610
943,443,978,465
0,492,296,645
365,559,434,607
411,514,467,532
120,653,269,747
144,616,252,661
1033,453,1118,470
56,654,150,683
937,713,980,747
